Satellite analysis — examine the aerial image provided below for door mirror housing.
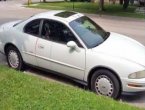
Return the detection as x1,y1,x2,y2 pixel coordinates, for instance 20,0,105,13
67,41,80,52
67,41,77,48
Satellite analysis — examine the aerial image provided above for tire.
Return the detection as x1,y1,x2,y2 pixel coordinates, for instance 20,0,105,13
91,69,121,99
6,46,23,70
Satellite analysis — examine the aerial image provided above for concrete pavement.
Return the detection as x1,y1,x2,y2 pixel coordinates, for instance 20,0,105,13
0,0,145,108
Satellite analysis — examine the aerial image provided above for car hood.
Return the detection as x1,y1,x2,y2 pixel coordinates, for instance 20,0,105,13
92,32,145,67
0,20,22,30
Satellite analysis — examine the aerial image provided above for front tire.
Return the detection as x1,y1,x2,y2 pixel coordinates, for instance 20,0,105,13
91,69,121,99
6,46,23,70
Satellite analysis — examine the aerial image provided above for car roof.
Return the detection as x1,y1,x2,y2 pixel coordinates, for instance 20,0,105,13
32,10,84,23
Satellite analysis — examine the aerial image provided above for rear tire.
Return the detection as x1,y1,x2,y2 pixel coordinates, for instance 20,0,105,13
91,69,121,99
6,46,23,70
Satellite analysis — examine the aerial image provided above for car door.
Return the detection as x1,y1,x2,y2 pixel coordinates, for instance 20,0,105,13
35,19,52,70
48,20,86,80
22,19,41,66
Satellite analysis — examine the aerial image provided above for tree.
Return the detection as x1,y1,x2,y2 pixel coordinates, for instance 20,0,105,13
43,0,46,2
91,0,95,2
123,0,130,10
99,0,105,11
119,0,123,5
119,0,130,10
98,0,129,12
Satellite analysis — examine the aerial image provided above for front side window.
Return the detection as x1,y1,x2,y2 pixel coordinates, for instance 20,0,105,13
41,20,80,45
24,19,41,36
70,16,109,48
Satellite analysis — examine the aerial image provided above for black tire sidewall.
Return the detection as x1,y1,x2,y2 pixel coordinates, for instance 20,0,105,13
91,69,121,99
6,46,23,70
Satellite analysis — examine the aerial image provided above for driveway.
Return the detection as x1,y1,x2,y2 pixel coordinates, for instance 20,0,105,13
0,0,145,108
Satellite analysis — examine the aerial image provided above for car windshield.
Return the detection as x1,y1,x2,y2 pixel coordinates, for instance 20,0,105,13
69,16,109,48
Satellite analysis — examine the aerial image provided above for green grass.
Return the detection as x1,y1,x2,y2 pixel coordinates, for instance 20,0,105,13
27,2,145,19
0,65,143,110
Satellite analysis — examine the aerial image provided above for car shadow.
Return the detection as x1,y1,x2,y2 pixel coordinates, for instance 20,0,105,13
25,65,145,104
24,65,86,89
2,63,145,107
121,91,145,102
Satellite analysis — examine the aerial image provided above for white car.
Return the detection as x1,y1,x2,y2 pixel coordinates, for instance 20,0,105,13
0,11,145,99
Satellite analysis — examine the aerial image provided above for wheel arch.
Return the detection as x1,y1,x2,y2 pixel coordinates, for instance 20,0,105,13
87,66,122,92
4,43,20,54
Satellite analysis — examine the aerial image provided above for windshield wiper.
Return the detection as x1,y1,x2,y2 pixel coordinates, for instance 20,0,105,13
93,32,110,48
104,32,110,40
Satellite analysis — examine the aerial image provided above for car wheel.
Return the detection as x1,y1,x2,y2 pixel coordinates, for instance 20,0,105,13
6,46,23,70
91,69,121,99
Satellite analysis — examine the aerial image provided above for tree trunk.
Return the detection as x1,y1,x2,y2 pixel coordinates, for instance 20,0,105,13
99,0,104,11
119,0,123,5
43,0,46,2
123,0,129,10
130,0,134,5
113,0,116,4
91,0,95,3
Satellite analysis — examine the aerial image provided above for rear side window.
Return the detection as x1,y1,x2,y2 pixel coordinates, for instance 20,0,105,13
24,19,41,36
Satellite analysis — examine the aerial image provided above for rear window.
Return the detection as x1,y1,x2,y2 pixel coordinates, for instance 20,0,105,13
55,11,76,18
13,15,34,27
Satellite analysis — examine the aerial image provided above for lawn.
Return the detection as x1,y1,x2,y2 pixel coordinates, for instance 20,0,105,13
0,65,143,110
27,2,145,19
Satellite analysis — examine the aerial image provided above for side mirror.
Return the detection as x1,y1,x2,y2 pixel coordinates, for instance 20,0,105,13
67,41,77,48
67,41,80,52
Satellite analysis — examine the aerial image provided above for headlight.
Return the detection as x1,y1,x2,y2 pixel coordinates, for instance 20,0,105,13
128,70,145,79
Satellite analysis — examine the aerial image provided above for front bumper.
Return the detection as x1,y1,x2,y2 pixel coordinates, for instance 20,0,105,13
0,41,4,54
122,78,145,92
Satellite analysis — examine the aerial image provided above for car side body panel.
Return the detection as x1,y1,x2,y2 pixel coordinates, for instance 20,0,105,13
0,24,38,66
